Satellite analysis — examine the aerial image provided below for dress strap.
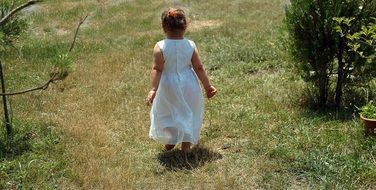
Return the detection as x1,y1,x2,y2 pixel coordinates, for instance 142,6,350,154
188,40,196,50
156,40,165,53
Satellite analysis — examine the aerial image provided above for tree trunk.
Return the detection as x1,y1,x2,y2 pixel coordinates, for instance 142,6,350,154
335,41,345,108
317,59,329,106
0,61,12,139
318,75,328,106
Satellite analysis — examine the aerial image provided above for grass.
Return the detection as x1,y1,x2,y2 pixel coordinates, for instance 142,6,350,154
0,119,75,189
0,0,375,189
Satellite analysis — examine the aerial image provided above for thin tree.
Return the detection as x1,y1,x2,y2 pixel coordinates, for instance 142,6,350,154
0,0,88,138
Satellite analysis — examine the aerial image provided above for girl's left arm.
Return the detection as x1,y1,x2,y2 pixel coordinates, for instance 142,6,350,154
191,48,217,99
147,44,164,105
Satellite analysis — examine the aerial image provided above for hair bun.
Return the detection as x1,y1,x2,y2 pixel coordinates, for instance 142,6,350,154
162,8,187,32
168,10,177,17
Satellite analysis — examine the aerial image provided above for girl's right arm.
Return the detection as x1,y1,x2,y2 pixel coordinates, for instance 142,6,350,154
147,44,164,105
192,48,217,99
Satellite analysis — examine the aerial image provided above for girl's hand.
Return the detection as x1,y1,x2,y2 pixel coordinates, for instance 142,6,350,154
146,90,156,106
205,85,217,99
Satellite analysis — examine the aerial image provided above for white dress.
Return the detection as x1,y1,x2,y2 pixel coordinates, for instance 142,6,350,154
149,38,204,145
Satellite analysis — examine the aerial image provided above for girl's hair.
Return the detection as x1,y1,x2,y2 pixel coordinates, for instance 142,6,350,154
161,8,187,33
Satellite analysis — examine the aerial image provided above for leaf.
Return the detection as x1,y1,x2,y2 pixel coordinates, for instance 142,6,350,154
332,17,344,23
343,18,354,27
334,26,343,34
358,51,364,58
352,43,361,52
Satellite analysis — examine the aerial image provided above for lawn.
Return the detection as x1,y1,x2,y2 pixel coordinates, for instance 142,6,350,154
0,0,375,189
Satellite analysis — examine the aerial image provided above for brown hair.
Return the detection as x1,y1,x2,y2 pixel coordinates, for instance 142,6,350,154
161,8,187,33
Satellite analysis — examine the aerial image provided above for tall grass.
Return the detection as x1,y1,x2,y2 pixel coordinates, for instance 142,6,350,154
0,0,375,189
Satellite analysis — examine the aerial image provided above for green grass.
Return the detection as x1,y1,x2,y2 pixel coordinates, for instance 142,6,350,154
0,119,75,189
0,0,375,189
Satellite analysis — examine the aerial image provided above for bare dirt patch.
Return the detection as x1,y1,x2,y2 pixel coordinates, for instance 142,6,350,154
21,4,43,17
110,0,131,6
189,20,223,32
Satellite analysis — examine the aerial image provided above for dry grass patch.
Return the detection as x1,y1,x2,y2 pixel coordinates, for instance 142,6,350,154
189,20,223,32
31,48,152,188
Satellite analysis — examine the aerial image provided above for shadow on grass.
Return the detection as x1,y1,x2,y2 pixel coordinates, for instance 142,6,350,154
297,89,368,121
157,145,223,171
300,108,355,122
0,130,32,159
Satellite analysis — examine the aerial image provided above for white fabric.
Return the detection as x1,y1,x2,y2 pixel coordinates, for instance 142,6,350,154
149,38,204,145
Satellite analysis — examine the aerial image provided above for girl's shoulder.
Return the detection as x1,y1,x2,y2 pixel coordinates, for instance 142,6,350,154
156,40,165,50
156,38,196,50
186,38,196,48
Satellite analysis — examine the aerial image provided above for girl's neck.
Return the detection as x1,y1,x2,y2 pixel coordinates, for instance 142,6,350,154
165,30,185,39
167,36,184,39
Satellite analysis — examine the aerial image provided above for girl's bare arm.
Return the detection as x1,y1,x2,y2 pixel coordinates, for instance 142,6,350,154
191,48,217,98
147,44,164,105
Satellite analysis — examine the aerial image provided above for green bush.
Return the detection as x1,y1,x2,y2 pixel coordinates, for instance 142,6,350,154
334,17,376,61
285,0,376,108
0,0,27,53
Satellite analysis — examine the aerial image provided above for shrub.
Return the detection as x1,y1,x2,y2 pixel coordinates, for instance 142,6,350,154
333,17,376,61
285,0,376,108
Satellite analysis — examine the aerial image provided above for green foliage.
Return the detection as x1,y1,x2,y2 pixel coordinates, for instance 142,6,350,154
285,0,337,81
285,0,376,107
0,0,27,54
51,53,73,80
334,17,376,58
333,17,376,102
360,101,376,119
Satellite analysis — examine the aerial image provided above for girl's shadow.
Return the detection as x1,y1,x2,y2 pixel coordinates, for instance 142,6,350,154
157,145,223,170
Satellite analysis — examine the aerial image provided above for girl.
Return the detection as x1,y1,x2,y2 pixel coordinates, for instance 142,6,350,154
147,8,217,153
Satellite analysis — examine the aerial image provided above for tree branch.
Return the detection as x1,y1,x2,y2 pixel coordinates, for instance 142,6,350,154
0,1,86,97
0,72,58,96
69,14,89,52
0,0,41,26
